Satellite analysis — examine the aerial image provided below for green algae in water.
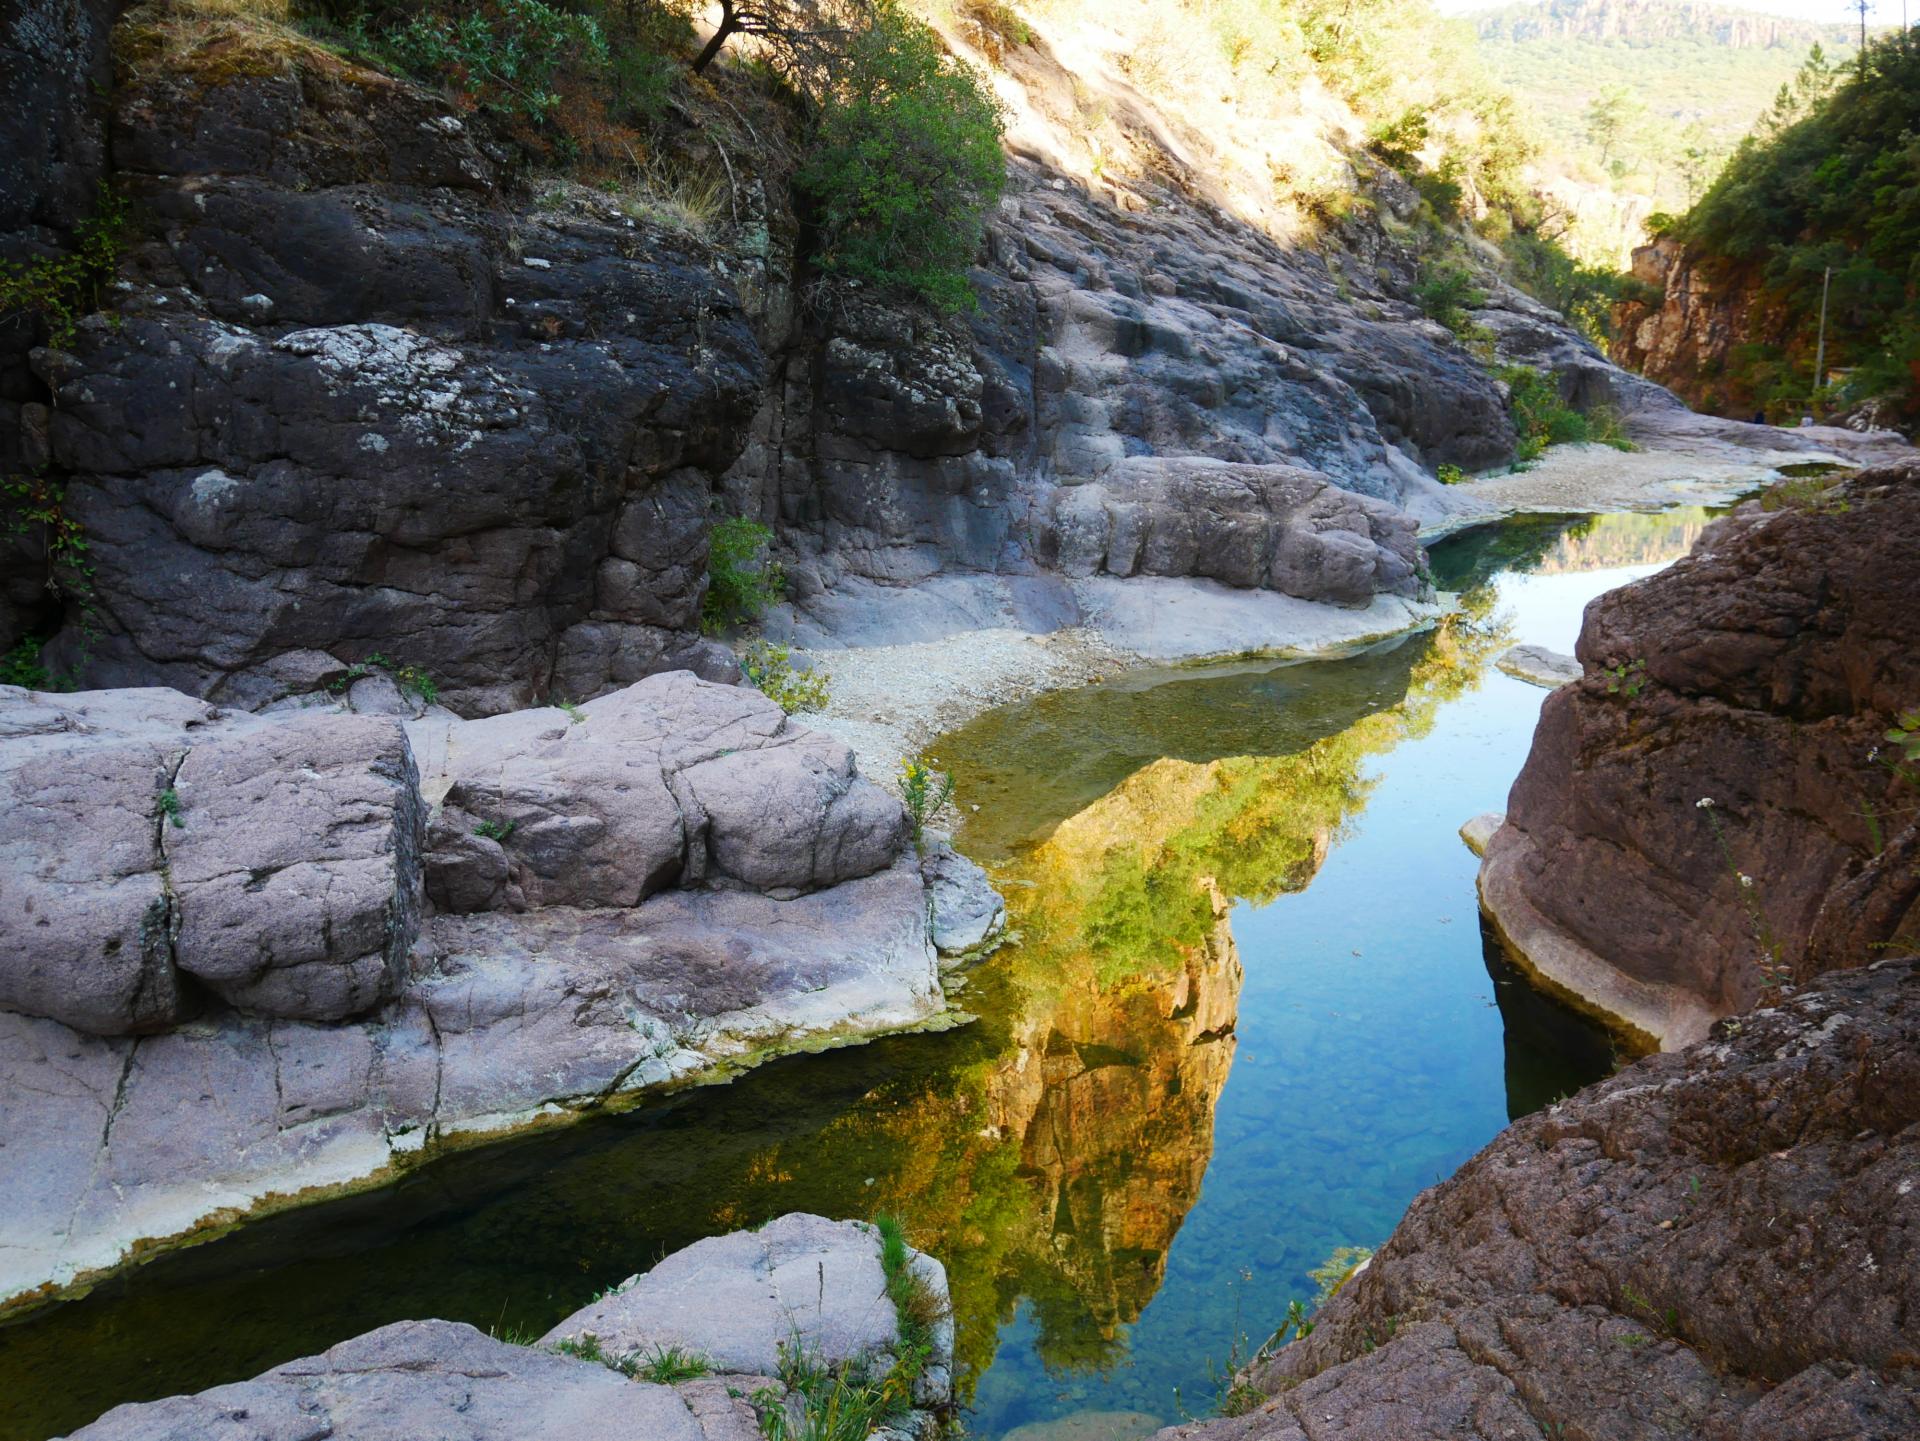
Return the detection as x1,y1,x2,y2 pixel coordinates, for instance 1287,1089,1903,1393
0,513,1708,1441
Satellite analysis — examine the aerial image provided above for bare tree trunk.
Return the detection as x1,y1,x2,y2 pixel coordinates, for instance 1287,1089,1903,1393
692,2,740,74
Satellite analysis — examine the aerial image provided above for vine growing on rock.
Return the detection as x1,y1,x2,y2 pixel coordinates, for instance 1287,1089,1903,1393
0,182,130,348
2,471,100,688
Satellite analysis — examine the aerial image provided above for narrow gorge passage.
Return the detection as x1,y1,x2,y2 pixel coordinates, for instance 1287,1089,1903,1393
0,508,1714,1441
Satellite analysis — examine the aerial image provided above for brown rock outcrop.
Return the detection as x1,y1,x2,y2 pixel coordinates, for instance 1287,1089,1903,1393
1479,459,1920,1049
1157,958,1920,1441
1610,236,1782,420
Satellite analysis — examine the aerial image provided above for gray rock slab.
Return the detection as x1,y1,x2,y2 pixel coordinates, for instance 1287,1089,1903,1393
541,1213,952,1396
1458,812,1504,859
1494,643,1581,688
1,862,942,1308
60,1319,707,1441
413,672,908,908
922,834,1006,955
0,687,423,1034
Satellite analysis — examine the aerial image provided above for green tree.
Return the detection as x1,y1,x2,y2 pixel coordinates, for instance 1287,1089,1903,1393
1582,83,1645,172
796,0,1005,310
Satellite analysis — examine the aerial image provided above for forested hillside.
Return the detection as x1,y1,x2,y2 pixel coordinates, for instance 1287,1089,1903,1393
1613,30,1920,426
1471,0,1864,255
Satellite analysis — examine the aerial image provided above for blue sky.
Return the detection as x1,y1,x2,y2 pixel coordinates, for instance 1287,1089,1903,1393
1434,1,1897,21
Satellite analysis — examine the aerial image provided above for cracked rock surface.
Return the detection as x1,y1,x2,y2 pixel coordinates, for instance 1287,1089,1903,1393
0,680,973,1311
1155,959,1920,1441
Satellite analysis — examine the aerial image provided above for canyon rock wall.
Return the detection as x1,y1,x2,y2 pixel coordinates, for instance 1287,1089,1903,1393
1611,235,1779,420
2,1,1682,702
1480,459,1920,1049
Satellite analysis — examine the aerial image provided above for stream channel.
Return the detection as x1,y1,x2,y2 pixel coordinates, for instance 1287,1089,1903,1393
0,505,1726,1440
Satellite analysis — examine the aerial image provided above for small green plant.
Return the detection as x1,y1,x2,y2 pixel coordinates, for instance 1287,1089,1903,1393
155,787,184,830
4,470,101,673
875,1215,947,1357
1885,709,1920,766
383,0,609,122
898,758,955,852
328,652,438,704
1604,659,1647,698
760,1350,910,1441
635,1343,713,1384
557,698,585,724
703,516,783,633
1696,796,1791,992
0,637,51,690
0,182,130,348
473,818,517,843
1436,463,1468,485
552,1331,637,1376
1414,261,1487,335
740,641,830,714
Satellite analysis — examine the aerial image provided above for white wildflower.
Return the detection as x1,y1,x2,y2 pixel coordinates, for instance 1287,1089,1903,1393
1739,874,1755,889
1696,797,1715,809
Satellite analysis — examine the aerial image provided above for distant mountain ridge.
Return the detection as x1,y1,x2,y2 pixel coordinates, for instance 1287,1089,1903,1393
1474,0,1855,51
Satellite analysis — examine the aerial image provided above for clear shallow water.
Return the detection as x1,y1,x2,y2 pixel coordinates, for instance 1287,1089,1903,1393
0,509,1716,1441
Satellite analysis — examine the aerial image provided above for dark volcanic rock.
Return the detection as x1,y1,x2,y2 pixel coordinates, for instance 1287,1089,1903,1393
32,37,760,713
1480,460,1920,1048
1159,959,1920,1441
1,0,121,646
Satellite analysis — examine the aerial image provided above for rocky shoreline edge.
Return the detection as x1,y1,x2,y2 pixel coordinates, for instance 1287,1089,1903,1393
1467,458,1920,1054
0,675,1002,1319
54,1213,957,1441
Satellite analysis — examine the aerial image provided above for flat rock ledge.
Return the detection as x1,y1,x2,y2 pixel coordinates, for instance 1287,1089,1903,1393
1493,643,1580,689
1457,811,1504,859
0,679,995,1313
1156,959,1920,1441
61,1214,955,1441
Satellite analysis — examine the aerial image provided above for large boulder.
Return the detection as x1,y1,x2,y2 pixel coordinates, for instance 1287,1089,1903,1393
415,672,908,908
541,1212,953,1387
0,686,423,1034
1480,461,1920,1049
1046,457,1425,604
1158,958,1920,1441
